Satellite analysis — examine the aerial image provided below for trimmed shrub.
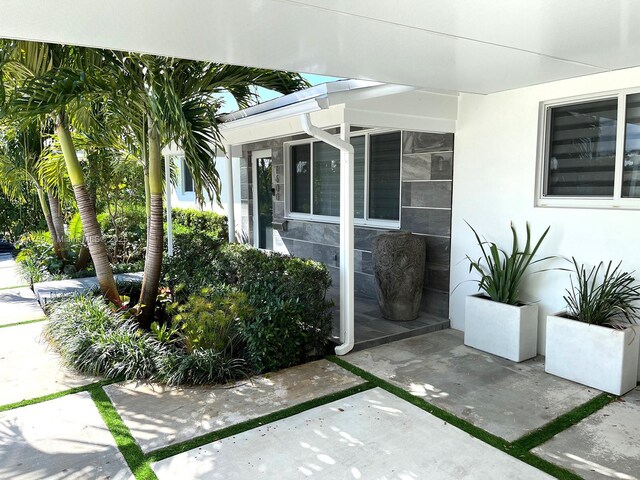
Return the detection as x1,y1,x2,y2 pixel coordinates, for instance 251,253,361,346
172,208,228,239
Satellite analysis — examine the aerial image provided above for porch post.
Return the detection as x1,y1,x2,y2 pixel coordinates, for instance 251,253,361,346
338,122,354,354
225,144,236,243
164,154,173,257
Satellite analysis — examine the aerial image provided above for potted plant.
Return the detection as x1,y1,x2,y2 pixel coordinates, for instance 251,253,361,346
464,222,550,362
545,259,640,395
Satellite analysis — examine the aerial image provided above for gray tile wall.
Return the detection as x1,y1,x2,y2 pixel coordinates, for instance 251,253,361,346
239,130,453,319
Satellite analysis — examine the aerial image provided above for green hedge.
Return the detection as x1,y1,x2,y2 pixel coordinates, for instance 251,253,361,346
171,208,228,239
164,241,333,373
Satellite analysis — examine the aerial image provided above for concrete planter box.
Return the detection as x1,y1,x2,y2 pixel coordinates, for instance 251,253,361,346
464,295,538,362
545,314,640,395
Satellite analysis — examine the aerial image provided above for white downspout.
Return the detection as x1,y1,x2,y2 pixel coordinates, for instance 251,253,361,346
224,144,236,243
165,154,173,257
300,113,354,356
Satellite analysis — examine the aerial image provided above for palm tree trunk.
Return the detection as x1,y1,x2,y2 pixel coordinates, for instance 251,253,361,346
138,120,163,328
36,186,64,260
47,192,66,257
56,115,120,305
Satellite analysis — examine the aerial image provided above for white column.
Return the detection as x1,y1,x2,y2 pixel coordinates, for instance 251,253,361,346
338,122,354,354
225,144,236,243
164,154,173,257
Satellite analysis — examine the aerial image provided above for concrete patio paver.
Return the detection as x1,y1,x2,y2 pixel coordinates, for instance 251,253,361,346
0,287,45,326
0,254,27,289
533,386,640,480
0,322,98,406
345,329,601,441
105,359,365,454
0,392,133,480
152,387,552,480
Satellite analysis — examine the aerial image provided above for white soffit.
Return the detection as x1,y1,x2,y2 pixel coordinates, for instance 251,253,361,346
0,0,637,94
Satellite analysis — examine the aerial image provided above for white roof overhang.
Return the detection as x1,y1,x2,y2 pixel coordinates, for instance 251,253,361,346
2,0,640,95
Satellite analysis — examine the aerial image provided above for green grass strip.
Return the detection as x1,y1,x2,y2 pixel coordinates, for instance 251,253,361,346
89,385,158,480
0,317,46,329
147,382,373,463
328,355,584,480
0,284,30,291
0,378,120,413
512,392,616,451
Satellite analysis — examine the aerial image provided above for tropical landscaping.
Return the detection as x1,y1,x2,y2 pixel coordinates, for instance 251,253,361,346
0,39,332,385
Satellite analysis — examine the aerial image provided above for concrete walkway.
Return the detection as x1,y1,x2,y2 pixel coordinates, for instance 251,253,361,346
0,253,28,289
1,268,639,479
33,272,143,306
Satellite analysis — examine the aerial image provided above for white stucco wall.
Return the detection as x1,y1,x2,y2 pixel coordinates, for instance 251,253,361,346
451,66,640,353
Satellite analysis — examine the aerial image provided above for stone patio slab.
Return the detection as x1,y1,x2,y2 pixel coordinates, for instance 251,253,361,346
0,322,98,406
33,272,143,306
105,359,365,454
152,387,552,480
345,329,600,441
0,287,45,326
533,386,640,480
0,255,27,289
0,392,133,480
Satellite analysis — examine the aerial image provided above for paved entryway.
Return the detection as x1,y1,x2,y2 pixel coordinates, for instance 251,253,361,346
0,392,133,480
0,322,98,406
0,287,45,326
152,388,551,480
0,253,28,289
105,360,365,453
534,387,640,480
345,329,600,441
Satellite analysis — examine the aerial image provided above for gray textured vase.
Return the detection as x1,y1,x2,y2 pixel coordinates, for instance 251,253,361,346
372,231,426,321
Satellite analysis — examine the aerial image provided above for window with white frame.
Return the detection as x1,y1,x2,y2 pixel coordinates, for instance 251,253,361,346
286,130,402,225
539,90,640,207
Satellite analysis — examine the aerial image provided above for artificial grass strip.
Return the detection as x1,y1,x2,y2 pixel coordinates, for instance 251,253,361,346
512,392,616,451
0,317,46,329
0,378,120,413
146,382,373,463
328,355,584,480
89,385,158,480
0,284,30,291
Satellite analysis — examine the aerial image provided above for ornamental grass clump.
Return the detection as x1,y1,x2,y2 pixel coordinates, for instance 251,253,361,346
466,222,551,305
563,258,640,326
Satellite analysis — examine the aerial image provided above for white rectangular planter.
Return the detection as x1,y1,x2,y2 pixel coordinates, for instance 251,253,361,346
464,295,539,362
545,315,640,396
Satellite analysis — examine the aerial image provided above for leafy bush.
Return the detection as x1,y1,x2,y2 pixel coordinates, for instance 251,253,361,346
15,231,61,282
466,222,551,305
98,205,147,265
169,287,252,354
172,208,228,239
45,293,248,385
44,295,167,380
563,258,640,326
0,191,47,243
164,242,333,373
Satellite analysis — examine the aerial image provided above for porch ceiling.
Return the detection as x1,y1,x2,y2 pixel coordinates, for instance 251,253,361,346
1,0,638,94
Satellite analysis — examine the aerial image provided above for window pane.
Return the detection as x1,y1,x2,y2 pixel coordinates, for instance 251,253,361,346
547,99,617,197
183,160,194,192
313,142,341,216
352,136,365,218
291,144,311,213
623,93,640,198
369,132,401,220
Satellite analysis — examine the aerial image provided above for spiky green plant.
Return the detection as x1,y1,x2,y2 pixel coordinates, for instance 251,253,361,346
466,222,551,305
563,258,640,326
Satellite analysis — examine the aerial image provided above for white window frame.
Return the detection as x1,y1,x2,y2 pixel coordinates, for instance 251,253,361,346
536,87,640,210
284,128,402,229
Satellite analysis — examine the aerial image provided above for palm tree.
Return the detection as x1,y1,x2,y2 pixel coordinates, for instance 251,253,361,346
5,42,121,304
0,123,66,258
106,54,309,325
